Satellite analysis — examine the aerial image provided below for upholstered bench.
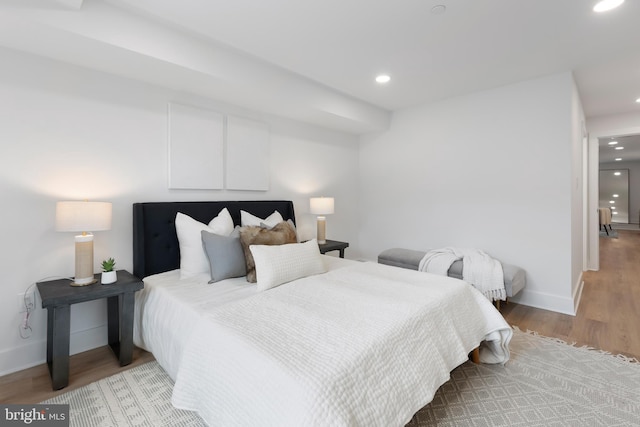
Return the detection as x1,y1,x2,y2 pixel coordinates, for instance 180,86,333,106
378,248,526,300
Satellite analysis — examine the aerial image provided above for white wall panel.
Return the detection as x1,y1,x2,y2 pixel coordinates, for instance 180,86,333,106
168,103,224,189
226,116,269,191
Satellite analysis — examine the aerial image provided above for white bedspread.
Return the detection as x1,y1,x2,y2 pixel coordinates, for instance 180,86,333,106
171,261,512,427
134,256,354,380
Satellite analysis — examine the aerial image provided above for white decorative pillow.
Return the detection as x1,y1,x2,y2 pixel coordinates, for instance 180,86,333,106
175,209,235,279
241,210,284,228
250,239,326,292
208,207,234,235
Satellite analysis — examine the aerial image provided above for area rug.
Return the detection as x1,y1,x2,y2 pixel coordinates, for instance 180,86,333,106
42,362,205,427
43,328,640,427
409,328,640,426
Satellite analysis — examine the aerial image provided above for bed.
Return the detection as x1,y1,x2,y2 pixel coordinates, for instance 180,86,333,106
132,200,512,427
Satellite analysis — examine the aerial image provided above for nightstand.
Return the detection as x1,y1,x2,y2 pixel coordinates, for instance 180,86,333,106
318,240,349,258
36,270,144,390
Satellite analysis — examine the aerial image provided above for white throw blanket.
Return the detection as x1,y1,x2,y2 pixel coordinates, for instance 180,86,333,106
418,247,506,301
171,262,512,427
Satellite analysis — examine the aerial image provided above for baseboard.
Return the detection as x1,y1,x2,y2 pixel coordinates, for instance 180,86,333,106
510,288,576,316
0,339,46,377
0,324,107,377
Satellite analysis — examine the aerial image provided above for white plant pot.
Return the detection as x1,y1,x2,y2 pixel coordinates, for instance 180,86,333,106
101,271,117,285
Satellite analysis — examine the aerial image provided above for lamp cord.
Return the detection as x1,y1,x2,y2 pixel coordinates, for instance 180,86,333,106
19,276,73,339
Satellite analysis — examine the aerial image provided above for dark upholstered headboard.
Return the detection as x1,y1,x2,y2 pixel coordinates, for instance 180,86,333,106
133,200,296,279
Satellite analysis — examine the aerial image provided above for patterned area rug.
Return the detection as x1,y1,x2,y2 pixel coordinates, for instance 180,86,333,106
409,328,640,426
42,362,205,427
43,328,640,427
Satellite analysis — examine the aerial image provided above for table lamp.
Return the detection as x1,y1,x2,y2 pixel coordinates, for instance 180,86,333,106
56,201,112,286
310,197,334,244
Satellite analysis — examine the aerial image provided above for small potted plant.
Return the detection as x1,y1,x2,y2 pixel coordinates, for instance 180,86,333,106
101,257,117,284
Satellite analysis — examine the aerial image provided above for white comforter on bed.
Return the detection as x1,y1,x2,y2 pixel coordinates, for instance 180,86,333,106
170,261,512,427
134,257,354,380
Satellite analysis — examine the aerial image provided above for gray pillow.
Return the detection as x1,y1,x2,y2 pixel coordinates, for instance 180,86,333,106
201,227,246,283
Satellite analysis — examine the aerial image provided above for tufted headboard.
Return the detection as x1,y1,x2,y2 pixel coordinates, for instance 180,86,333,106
132,200,296,279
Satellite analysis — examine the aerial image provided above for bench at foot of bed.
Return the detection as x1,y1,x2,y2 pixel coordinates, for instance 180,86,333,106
378,248,526,306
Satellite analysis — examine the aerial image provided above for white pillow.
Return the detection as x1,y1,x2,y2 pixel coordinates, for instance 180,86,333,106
250,239,326,292
241,210,284,227
208,207,234,235
175,209,235,278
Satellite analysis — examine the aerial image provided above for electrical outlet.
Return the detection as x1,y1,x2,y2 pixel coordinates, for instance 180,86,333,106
17,292,35,313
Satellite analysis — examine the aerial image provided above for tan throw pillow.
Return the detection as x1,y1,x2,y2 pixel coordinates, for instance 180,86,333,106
239,221,297,283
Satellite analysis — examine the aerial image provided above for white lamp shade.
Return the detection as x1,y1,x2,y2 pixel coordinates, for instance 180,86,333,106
56,201,112,232
310,197,334,215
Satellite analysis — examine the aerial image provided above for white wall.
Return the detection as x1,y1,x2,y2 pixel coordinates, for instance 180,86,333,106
359,72,581,314
0,47,360,375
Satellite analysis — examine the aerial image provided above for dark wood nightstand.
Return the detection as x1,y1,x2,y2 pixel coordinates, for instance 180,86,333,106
36,270,144,390
318,240,349,258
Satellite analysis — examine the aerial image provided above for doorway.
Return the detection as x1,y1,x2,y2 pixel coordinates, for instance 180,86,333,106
589,133,640,270
598,135,640,226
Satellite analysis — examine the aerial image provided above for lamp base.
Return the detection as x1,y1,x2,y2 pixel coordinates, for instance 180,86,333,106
71,278,98,287
72,234,96,287
316,216,327,245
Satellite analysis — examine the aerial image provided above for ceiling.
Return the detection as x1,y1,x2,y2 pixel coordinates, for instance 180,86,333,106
103,0,640,115
0,0,639,133
599,134,640,164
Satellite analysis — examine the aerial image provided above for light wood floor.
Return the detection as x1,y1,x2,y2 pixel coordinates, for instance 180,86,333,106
0,346,154,404
502,229,640,361
2,230,639,403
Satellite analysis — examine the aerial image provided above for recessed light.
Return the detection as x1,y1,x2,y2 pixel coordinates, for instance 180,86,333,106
615,158,622,161
636,98,640,103
608,141,618,145
610,201,615,204
615,146,624,150
593,0,624,13
611,206,616,209
614,172,621,176
613,194,619,197
613,211,618,215
375,75,391,84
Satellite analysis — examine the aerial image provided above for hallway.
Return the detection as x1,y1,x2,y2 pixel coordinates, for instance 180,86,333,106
503,229,640,360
